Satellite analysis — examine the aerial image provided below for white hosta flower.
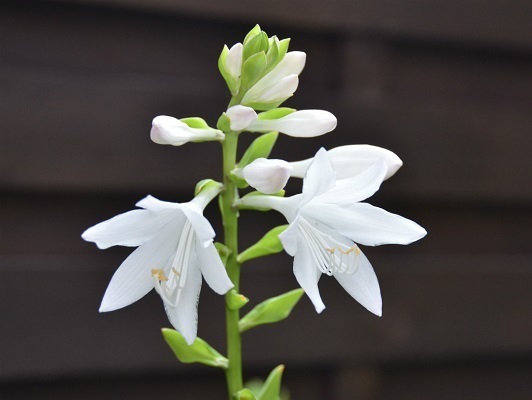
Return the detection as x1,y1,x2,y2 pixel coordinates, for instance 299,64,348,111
239,148,426,315
150,116,224,146
241,51,306,107
290,145,403,180
225,106,336,137
242,158,293,194
82,184,233,344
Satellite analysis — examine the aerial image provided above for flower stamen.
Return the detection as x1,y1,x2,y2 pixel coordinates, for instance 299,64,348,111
299,218,361,276
152,221,195,309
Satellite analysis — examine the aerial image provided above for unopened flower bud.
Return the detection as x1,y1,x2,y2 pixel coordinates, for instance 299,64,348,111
242,158,293,194
225,105,258,131
241,51,306,109
150,116,224,146
248,109,337,137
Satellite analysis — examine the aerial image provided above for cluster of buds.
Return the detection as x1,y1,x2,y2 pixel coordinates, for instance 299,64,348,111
219,24,305,110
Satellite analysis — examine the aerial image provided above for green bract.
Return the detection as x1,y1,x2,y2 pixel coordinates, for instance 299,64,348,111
227,289,250,310
241,51,268,92
238,131,279,168
257,365,285,400
195,179,223,197
238,225,288,264
239,289,305,333
257,108,296,120
162,328,229,369
234,389,258,400
214,242,232,265
181,117,212,129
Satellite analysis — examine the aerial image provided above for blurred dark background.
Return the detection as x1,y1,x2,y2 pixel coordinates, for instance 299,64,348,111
1,1,531,399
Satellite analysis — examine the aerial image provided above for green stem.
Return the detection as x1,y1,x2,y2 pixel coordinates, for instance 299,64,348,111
221,130,243,398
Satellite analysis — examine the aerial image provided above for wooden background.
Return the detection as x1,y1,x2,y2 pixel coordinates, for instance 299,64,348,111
1,1,531,399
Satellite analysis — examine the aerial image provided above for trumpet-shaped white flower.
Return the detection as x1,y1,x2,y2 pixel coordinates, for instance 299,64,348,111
151,116,224,146
225,105,336,137
238,148,426,315
241,51,306,108
290,144,403,180
82,184,233,344
241,158,293,194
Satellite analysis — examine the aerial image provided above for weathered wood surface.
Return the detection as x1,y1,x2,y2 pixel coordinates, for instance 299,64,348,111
1,1,531,399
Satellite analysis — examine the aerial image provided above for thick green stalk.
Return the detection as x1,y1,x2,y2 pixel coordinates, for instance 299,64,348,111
221,130,243,398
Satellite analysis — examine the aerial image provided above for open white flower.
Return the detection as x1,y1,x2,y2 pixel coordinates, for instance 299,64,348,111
225,105,336,137
238,148,426,315
241,51,306,108
151,115,224,146
290,144,403,180
82,184,233,344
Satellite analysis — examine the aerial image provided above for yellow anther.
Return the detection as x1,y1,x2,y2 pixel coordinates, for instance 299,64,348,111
171,267,180,277
151,268,168,282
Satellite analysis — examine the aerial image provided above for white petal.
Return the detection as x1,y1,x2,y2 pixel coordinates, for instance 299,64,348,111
226,43,243,78
302,148,335,202
180,205,216,247
333,249,382,316
226,105,258,131
278,218,299,256
293,237,325,313
290,144,403,180
314,159,387,205
195,240,234,294
82,209,171,249
99,221,180,312
304,202,427,246
248,110,337,137
164,259,202,345
242,158,292,194
150,116,191,146
242,51,306,104
136,195,180,212
255,75,299,103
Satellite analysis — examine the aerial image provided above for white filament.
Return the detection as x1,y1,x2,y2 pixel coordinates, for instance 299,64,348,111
152,221,195,308
298,218,360,276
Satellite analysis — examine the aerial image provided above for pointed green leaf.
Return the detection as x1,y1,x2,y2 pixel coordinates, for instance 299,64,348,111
239,289,305,333
258,365,285,400
257,108,296,120
227,289,250,310
238,225,288,264
162,329,228,368
234,389,258,400
241,51,267,92
238,131,279,168
181,117,211,129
